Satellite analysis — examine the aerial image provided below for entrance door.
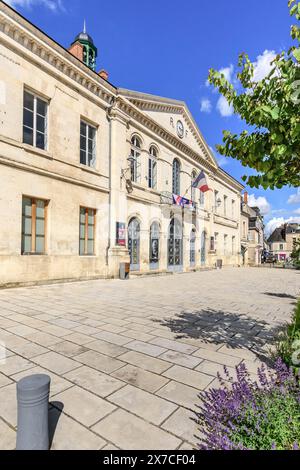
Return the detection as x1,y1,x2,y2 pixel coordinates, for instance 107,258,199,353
201,231,206,265
190,229,196,267
168,218,183,271
150,222,159,270
128,218,140,271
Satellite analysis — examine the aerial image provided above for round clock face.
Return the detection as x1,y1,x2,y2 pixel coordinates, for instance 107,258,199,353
176,120,184,139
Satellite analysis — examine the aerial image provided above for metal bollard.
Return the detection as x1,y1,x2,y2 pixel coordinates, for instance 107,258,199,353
16,374,51,450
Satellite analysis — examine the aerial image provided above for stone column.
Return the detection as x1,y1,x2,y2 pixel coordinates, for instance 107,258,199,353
107,101,130,277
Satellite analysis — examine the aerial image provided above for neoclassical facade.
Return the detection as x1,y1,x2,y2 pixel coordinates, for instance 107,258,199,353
0,3,244,287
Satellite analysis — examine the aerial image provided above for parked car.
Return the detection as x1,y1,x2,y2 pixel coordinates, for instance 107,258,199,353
262,253,277,263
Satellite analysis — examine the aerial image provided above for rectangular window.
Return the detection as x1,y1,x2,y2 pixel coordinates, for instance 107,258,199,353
224,196,227,216
23,90,48,150
224,234,228,255
232,200,235,219
79,207,95,255
214,232,218,253
279,244,284,250
22,197,47,254
210,236,215,252
148,158,157,189
214,190,220,213
232,236,235,254
243,221,246,239
199,191,205,207
80,121,96,167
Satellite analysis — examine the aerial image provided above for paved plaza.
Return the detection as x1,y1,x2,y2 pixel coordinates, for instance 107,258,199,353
0,267,298,450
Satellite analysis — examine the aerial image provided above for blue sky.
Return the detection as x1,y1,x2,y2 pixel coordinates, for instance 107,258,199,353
5,0,300,235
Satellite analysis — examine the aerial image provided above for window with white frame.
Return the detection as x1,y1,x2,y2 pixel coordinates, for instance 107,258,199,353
199,191,205,207
80,121,96,167
130,136,141,183
148,146,157,189
23,90,48,150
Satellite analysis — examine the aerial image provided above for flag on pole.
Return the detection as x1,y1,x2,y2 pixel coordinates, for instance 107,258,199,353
192,170,211,192
172,194,194,210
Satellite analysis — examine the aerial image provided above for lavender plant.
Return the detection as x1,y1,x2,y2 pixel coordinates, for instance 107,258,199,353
197,359,300,450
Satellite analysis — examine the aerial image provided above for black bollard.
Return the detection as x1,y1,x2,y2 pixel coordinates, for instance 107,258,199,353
16,374,51,450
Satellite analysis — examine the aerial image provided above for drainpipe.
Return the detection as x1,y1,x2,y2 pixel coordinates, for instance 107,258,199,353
105,98,115,266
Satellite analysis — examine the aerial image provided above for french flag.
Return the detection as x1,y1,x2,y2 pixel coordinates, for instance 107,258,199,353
192,170,210,193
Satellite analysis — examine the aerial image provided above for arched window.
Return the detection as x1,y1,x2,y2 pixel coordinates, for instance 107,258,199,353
148,146,157,189
190,228,196,267
172,159,181,195
150,222,160,269
130,136,141,183
191,170,197,201
128,218,140,271
168,218,183,271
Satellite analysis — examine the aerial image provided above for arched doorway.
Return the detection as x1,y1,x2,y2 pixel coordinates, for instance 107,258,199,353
190,228,196,267
128,218,140,271
149,222,160,270
168,218,183,271
201,231,206,266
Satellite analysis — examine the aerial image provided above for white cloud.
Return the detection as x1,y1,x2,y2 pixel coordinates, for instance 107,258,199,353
218,64,234,83
6,0,64,12
216,156,229,167
248,194,271,216
293,208,300,215
200,98,212,113
216,95,234,117
252,50,277,82
288,189,300,204
265,217,300,237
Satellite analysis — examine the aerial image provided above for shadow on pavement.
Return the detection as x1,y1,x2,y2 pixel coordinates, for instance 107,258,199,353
263,292,297,300
155,308,284,364
48,402,64,449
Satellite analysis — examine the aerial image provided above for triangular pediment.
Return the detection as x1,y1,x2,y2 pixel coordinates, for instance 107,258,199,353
118,88,218,168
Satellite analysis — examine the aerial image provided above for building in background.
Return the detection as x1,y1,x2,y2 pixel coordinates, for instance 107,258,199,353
268,223,300,261
248,207,264,265
240,192,250,266
0,3,244,287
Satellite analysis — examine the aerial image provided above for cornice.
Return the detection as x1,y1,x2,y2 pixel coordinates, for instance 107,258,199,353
0,153,109,194
0,5,116,106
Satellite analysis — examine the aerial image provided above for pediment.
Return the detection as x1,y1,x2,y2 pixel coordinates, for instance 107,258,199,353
118,88,218,168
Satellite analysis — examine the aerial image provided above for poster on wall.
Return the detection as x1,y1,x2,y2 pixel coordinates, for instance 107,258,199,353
116,222,126,246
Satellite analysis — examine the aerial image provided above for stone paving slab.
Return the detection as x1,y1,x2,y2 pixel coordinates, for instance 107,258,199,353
0,267,298,450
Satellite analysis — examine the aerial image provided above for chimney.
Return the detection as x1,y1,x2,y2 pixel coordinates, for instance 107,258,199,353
99,69,109,81
68,42,84,62
243,191,248,205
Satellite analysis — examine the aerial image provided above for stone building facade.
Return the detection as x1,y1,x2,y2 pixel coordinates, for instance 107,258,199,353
248,207,264,265
268,223,300,261
0,3,244,287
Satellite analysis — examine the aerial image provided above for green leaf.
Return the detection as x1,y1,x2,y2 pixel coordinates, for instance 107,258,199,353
292,47,300,61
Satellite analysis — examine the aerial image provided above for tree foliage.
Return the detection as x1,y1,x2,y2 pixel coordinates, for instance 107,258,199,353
208,1,300,189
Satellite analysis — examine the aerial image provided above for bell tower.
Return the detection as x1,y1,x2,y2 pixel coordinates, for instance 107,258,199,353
69,21,98,71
